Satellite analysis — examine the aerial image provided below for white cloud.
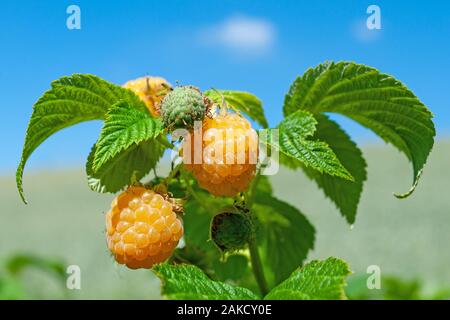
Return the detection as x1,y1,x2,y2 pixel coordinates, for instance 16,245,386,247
351,18,381,43
198,15,276,55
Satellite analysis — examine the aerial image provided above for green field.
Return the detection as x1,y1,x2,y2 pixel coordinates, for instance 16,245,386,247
1,140,449,299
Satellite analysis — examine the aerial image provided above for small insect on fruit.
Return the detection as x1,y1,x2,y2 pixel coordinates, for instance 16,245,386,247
123,76,171,117
184,111,258,197
105,186,183,269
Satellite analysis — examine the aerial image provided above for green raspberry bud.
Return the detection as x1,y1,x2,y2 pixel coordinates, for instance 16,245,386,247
160,86,206,130
211,206,255,253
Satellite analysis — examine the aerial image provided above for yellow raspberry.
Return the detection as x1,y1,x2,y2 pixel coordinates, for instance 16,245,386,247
123,76,170,117
183,113,258,197
106,186,183,269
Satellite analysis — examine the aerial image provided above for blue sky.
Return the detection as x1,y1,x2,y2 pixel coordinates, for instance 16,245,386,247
1,0,449,172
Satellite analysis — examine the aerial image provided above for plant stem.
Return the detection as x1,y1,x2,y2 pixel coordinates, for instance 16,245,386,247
248,238,269,296
245,170,269,296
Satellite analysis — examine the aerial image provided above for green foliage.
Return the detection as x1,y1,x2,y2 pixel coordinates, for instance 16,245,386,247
267,110,354,181
182,180,232,251
86,100,165,193
171,177,260,292
283,61,435,199
254,175,273,194
212,255,250,282
345,274,450,300
0,276,24,300
153,263,259,300
92,100,163,172
154,258,351,300
253,182,315,288
16,74,146,203
15,63,437,300
381,277,421,300
0,254,66,299
264,257,351,300
87,140,165,193
204,89,268,128
5,255,66,280
302,114,367,224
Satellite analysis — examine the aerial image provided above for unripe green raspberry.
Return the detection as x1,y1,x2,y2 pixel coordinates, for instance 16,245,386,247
160,86,206,130
211,206,255,252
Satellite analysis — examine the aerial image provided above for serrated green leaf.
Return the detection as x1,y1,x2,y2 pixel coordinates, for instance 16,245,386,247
264,257,351,300
265,111,354,181
254,188,315,288
16,74,146,203
153,263,259,300
204,89,268,128
86,138,165,193
174,179,256,289
301,115,367,224
92,100,163,172
284,61,435,198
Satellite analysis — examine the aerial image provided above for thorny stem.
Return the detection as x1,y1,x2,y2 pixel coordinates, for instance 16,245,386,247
246,170,269,296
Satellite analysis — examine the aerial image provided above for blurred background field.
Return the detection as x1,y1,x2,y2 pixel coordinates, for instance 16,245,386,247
1,139,449,299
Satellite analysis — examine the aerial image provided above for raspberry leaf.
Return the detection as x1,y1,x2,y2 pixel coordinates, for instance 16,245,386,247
264,257,351,300
254,188,315,288
86,101,166,193
0,254,66,299
204,89,268,128
153,263,259,300
285,114,367,224
16,74,146,203
266,110,354,181
283,61,435,198
178,181,257,289
212,254,251,282
86,139,165,193
92,100,163,173
183,181,232,251
5,254,66,281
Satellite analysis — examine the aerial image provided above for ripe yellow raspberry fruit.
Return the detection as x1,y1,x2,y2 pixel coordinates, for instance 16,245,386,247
106,186,183,269
184,113,258,197
123,76,170,117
